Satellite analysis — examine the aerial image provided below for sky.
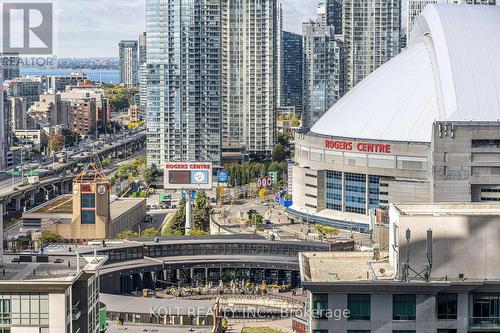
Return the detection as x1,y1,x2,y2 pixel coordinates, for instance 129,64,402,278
54,0,320,58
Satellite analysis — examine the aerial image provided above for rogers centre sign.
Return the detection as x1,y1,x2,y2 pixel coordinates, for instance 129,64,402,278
165,163,212,170
164,162,213,190
325,139,391,154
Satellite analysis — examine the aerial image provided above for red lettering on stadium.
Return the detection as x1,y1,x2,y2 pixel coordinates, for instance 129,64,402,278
325,140,353,151
325,140,391,154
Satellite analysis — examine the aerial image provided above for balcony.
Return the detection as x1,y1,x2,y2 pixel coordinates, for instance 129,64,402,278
469,317,500,331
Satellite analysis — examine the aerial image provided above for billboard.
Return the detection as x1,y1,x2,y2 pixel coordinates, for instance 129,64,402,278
164,162,213,190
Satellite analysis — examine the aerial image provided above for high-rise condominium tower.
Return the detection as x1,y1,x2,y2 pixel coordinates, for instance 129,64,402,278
139,32,147,112
302,2,346,128
145,0,221,166
281,31,303,113
343,0,401,88
221,0,277,156
119,40,139,87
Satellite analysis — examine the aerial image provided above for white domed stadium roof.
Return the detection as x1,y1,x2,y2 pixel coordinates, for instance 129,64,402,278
310,4,500,143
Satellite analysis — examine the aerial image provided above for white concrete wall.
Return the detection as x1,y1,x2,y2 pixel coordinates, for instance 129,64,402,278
395,212,500,279
48,292,67,333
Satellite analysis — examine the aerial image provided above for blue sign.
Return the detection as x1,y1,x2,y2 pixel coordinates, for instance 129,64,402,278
217,170,229,183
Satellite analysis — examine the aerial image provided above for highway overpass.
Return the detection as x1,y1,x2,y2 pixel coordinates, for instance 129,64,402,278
1,131,146,213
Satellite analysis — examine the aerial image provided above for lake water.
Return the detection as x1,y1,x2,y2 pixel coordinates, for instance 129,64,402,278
20,68,120,84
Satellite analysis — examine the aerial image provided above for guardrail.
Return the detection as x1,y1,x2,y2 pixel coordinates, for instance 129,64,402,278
469,317,500,330
209,213,239,235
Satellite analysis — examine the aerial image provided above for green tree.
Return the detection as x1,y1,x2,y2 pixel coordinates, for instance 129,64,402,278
276,132,292,147
192,191,210,232
188,229,208,236
116,230,139,239
164,198,186,236
251,214,264,226
38,230,62,246
272,143,286,162
142,228,160,237
101,158,112,168
290,115,301,127
142,164,159,185
103,84,139,112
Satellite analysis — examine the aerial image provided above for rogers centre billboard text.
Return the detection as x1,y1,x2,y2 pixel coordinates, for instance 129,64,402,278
325,140,391,154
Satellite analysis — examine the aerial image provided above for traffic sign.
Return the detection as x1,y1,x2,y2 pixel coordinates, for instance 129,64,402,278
256,177,273,189
217,170,229,183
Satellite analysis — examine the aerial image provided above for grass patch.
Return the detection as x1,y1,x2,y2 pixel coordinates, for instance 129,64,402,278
241,328,277,333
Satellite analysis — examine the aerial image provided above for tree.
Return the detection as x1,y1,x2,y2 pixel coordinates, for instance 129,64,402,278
164,198,186,236
62,129,78,147
290,115,301,127
38,230,62,246
192,191,210,232
272,143,286,162
48,134,64,153
188,229,208,236
251,214,264,226
142,164,160,185
101,158,112,168
142,228,160,237
103,84,139,112
116,230,139,239
277,132,292,147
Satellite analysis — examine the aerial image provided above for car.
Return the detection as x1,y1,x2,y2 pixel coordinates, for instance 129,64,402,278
144,215,153,223
264,219,271,224
11,258,20,263
54,258,64,264
146,205,151,211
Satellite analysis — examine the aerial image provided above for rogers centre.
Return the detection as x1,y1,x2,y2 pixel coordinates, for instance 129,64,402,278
288,4,500,232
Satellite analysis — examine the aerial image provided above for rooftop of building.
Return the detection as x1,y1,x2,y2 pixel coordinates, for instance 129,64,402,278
392,202,500,216
299,252,395,283
22,194,145,222
100,293,214,316
310,4,500,143
0,254,107,284
39,234,328,256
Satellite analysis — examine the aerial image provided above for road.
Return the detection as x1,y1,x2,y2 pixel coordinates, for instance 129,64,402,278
132,209,174,234
0,129,145,198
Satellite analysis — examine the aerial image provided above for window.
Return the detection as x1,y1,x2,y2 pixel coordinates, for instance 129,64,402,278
393,294,416,320
368,175,380,210
0,299,10,324
437,293,457,319
81,193,95,208
472,293,500,324
81,210,96,224
348,294,370,320
345,173,366,214
312,294,329,319
326,171,342,211
437,330,457,333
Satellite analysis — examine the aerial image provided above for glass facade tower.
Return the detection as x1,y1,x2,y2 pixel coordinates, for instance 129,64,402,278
146,0,221,166
221,0,277,156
